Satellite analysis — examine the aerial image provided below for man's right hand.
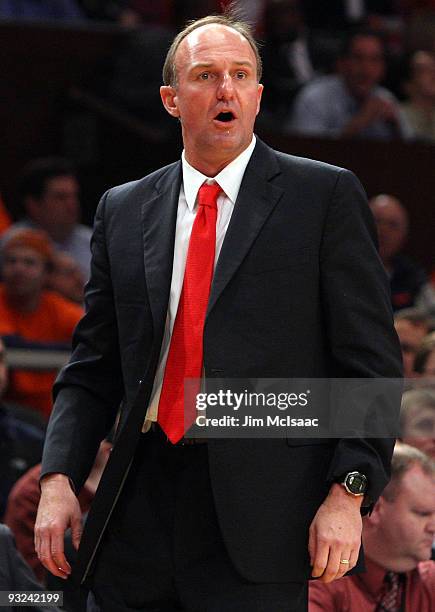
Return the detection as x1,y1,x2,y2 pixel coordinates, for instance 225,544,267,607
35,474,82,579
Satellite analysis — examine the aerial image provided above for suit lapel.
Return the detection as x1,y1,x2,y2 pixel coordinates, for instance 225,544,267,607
207,139,283,317
141,162,181,338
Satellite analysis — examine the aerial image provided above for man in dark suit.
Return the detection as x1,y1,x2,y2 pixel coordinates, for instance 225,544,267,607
35,11,402,612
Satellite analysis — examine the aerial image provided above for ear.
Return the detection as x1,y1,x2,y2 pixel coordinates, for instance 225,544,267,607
160,85,180,118
366,496,385,527
256,83,264,116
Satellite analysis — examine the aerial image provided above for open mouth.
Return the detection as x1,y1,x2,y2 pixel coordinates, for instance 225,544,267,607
214,111,235,123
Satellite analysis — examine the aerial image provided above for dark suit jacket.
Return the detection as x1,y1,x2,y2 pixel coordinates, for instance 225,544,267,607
41,138,402,585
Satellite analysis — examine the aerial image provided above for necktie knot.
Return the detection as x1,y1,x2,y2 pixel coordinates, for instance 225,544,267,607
197,181,222,210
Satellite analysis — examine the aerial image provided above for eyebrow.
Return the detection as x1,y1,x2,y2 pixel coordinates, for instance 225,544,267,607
190,60,254,70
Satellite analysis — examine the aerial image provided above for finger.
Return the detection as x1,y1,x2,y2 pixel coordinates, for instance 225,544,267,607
38,530,68,579
34,532,40,557
319,545,342,583
336,548,352,578
308,526,316,567
71,514,83,551
50,527,71,576
347,545,360,571
311,540,329,578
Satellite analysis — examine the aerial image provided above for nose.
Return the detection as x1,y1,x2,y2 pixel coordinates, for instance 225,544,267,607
217,73,234,100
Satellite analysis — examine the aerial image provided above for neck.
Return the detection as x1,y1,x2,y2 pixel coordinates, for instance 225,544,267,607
363,529,416,573
344,79,371,103
184,152,235,177
183,137,253,177
46,225,71,244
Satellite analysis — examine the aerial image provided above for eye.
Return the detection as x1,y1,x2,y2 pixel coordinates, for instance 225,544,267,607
411,507,432,517
199,72,210,80
235,71,247,79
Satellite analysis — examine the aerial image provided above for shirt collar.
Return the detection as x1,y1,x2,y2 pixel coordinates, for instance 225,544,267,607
181,135,256,211
356,555,408,600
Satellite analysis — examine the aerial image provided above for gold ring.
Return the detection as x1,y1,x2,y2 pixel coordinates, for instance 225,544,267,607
340,559,350,564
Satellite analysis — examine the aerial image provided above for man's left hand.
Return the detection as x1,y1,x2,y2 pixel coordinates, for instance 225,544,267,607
309,483,363,582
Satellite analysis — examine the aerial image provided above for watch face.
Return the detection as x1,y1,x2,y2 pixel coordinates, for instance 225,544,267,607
346,472,367,494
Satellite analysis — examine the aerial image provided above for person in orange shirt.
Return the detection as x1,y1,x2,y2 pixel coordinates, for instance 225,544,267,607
0,229,83,419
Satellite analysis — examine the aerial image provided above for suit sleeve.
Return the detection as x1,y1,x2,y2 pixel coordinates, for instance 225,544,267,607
319,169,403,506
41,191,123,492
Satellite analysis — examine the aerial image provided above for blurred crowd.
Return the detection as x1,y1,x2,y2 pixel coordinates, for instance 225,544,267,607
0,1,434,610
2,1,435,142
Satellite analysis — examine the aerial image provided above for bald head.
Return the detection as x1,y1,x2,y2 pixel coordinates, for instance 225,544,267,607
162,13,262,87
369,194,409,263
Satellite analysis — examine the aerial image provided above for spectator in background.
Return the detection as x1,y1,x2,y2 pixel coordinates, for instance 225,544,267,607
0,0,85,21
0,338,45,519
394,309,431,378
7,157,92,279
369,194,435,315
48,252,85,305
259,0,316,121
401,50,435,141
107,24,176,132
302,0,398,30
288,29,412,139
0,229,83,419
400,388,435,459
414,333,435,377
309,443,435,611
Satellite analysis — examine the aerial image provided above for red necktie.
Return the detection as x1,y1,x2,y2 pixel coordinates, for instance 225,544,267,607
377,572,403,612
158,181,222,443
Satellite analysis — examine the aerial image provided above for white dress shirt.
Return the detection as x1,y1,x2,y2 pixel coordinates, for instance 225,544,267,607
143,136,256,428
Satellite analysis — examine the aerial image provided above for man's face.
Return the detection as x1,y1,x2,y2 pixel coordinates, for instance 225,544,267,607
410,51,435,101
394,319,428,378
377,467,435,569
49,252,84,304
160,24,263,174
340,35,385,100
27,175,80,235
402,404,435,459
370,197,408,263
1,246,48,300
